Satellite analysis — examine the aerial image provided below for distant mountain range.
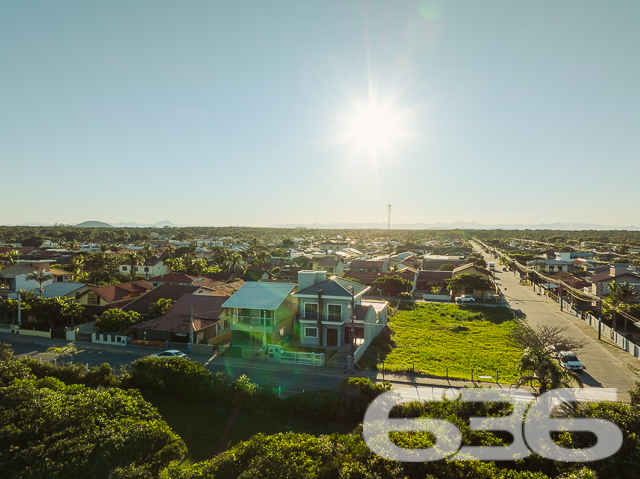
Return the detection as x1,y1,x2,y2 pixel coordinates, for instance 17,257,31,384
8,220,640,231
13,220,181,228
267,221,640,231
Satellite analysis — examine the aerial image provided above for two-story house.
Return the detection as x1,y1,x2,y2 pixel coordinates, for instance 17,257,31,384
0,263,56,299
223,282,298,350
119,256,169,280
310,254,345,276
292,271,387,350
586,265,640,298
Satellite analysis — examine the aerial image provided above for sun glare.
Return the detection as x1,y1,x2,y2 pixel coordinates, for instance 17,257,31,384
345,104,401,154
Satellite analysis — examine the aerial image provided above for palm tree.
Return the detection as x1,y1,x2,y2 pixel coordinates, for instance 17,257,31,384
607,280,636,331
25,270,54,296
70,256,85,282
122,252,145,281
512,347,583,395
225,251,246,280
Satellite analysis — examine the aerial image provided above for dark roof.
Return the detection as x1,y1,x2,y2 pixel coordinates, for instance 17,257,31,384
349,260,384,269
84,280,153,303
148,273,198,284
295,277,369,297
133,316,216,334
122,284,200,315
165,295,227,320
314,256,341,267
587,271,640,284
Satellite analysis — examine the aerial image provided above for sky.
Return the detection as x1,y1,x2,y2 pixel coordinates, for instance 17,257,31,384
1,1,639,228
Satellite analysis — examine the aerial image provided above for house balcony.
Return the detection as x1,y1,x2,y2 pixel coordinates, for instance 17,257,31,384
231,315,273,330
296,314,363,326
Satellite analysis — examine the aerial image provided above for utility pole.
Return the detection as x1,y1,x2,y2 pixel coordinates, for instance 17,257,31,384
387,204,391,257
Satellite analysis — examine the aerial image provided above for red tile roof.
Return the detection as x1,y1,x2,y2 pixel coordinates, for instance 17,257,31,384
122,284,201,315
87,280,153,303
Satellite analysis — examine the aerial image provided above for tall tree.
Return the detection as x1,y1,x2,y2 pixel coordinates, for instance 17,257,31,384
122,251,145,281
24,270,54,296
607,280,636,331
512,347,583,394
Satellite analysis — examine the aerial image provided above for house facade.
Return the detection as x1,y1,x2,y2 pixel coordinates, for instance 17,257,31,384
223,282,298,349
293,271,387,349
119,257,169,280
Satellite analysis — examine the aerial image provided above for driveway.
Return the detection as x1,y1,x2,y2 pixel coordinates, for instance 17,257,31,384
474,242,640,402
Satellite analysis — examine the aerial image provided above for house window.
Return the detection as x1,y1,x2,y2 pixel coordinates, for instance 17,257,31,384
224,320,229,329
304,303,318,320
305,327,318,338
87,293,98,305
144,267,149,272
239,308,251,317
122,266,128,271
328,304,342,321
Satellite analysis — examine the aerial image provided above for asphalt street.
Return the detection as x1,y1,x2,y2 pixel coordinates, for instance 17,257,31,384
475,241,640,402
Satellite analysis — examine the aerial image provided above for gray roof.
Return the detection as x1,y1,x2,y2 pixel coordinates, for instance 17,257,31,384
0,263,39,279
41,282,87,298
222,281,296,310
294,277,369,297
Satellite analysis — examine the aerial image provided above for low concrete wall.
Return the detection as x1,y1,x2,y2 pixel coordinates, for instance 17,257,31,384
19,329,51,338
189,343,215,356
422,294,452,301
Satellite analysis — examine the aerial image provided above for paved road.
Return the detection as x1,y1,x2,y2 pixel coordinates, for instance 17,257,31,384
474,241,640,402
3,336,348,395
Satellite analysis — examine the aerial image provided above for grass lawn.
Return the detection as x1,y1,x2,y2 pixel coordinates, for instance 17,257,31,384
384,303,523,382
151,397,357,462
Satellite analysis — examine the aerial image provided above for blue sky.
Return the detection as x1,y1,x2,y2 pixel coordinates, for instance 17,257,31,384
1,1,639,227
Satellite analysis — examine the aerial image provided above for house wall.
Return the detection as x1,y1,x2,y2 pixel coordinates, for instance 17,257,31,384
119,261,169,279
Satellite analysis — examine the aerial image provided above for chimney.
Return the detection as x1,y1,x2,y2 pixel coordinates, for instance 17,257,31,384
298,270,327,290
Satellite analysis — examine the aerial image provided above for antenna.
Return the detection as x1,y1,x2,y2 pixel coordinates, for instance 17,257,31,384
387,204,391,256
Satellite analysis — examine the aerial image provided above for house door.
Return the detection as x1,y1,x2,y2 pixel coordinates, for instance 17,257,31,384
327,328,338,347
344,327,351,345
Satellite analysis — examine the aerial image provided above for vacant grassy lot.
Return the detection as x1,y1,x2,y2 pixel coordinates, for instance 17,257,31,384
385,303,523,382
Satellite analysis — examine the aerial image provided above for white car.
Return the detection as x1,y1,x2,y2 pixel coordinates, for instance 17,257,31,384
455,295,476,304
557,351,584,372
152,349,187,358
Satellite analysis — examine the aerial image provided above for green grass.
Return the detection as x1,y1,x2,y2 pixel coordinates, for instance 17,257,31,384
150,397,356,462
384,303,523,382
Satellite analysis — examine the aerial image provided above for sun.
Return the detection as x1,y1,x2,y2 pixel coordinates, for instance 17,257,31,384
344,103,402,154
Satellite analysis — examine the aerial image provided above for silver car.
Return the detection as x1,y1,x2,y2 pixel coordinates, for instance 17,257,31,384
152,349,187,358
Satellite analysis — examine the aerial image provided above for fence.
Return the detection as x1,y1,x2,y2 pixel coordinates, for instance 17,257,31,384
560,298,640,359
380,362,510,384
279,350,324,366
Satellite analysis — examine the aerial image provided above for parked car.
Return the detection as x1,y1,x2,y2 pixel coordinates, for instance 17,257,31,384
455,295,476,304
557,351,584,372
152,349,187,358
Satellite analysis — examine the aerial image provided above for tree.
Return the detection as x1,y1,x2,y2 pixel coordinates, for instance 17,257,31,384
607,280,636,331
438,263,455,271
94,308,142,334
0,379,187,477
24,270,54,296
148,298,173,319
512,347,583,394
122,251,145,281
46,345,77,363
225,251,246,280
509,322,585,352
446,273,492,297
372,275,412,297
